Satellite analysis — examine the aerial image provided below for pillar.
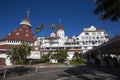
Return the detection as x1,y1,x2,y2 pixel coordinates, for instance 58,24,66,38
98,50,104,66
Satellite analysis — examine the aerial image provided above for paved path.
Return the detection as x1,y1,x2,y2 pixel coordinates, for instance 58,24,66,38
0,65,120,80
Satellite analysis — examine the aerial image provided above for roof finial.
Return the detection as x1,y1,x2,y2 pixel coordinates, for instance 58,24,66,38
59,17,61,24
26,9,30,18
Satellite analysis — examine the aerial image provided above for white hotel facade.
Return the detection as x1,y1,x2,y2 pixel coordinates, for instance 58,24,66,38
0,16,109,65
33,24,109,61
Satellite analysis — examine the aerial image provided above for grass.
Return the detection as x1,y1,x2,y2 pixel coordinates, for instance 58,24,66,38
70,60,85,65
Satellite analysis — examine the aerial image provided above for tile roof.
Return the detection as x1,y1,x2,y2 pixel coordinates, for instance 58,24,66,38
0,25,36,42
0,44,19,50
0,44,35,52
57,24,64,31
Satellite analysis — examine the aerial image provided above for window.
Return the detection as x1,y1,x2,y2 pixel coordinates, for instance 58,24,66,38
84,46,87,49
35,53,39,54
16,32,19,35
101,36,104,39
97,32,101,35
97,37,99,39
93,37,95,39
92,41,95,44
85,32,89,35
76,38,79,40
26,34,29,37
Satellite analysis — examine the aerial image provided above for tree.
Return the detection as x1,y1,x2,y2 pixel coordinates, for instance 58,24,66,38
49,23,56,51
94,0,120,21
50,23,56,30
41,52,51,63
72,52,81,61
35,23,56,35
7,43,31,65
19,43,31,62
34,24,45,34
72,52,84,64
34,24,46,59
34,23,56,59
53,49,68,63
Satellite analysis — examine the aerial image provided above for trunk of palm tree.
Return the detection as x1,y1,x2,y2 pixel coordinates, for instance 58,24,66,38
35,23,56,59
49,23,56,55
35,24,45,59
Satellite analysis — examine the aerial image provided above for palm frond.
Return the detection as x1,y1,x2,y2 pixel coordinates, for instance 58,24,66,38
50,23,56,30
35,24,45,34
94,0,120,21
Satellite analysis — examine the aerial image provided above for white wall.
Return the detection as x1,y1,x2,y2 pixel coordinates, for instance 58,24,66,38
0,53,12,65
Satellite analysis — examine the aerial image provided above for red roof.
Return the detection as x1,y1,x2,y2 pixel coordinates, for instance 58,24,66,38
0,44,33,52
0,44,19,50
1,25,35,42
57,24,64,31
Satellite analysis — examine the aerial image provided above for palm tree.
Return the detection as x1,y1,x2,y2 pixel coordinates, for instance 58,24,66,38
50,23,56,30
7,43,31,65
34,23,56,59
35,24,45,34
94,0,120,21
49,23,56,51
7,47,19,64
41,52,51,63
54,49,68,63
18,43,31,63
34,24,46,59
73,52,81,61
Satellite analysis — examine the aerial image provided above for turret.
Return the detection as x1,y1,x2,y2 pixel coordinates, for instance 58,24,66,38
20,10,31,28
57,24,65,38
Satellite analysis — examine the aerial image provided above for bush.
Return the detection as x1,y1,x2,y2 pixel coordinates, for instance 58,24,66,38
70,59,85,65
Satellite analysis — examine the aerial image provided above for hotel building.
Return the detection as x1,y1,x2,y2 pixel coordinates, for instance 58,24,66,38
0,16,109,65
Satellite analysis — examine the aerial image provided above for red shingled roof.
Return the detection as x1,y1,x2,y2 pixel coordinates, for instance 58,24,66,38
57,24,64,31
0,44,34,52
1,25,35,42
0,44,19,50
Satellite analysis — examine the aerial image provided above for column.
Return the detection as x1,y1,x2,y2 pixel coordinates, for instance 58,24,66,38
98,50,104,66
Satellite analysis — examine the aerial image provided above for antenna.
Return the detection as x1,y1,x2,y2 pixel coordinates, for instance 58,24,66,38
26,9,30,18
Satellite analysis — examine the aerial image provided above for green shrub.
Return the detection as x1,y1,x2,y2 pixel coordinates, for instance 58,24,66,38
70,59,85,65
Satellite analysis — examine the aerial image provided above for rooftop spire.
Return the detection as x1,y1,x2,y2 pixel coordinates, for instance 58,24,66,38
26,10,30,18
59,17,61,24
20,10,31,28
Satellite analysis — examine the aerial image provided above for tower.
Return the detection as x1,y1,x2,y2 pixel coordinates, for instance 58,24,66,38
20,10,31,28
56,18,65,38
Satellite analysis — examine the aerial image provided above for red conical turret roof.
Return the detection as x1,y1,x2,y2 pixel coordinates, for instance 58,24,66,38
57,24,64,31
20,17,31,28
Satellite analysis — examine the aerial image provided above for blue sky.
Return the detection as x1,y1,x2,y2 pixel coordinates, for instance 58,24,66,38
0,0,120,39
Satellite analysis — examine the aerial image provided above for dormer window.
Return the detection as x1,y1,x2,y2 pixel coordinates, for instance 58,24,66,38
20,29,22,31
26,34,29,37
26,30,28,32
51,33,55,37
8,33,11,36
16,32,19,35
